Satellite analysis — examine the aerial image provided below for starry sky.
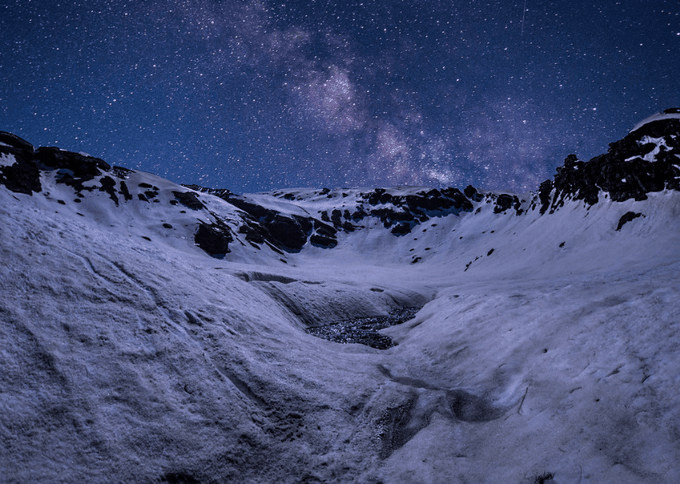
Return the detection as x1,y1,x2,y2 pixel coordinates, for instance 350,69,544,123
1,1,679,193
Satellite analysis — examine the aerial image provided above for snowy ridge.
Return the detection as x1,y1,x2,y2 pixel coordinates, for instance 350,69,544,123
630,107,680,133
1,112,680,483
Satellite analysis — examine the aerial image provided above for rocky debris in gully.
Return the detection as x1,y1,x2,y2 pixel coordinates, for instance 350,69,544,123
306,307,420,349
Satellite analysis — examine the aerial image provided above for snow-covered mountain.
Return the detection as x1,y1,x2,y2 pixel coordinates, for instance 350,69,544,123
1,109,680,483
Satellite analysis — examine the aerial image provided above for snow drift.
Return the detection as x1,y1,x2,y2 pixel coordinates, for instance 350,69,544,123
1,110,680,483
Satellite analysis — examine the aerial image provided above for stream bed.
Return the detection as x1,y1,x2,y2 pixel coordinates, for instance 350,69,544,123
305,307,421,349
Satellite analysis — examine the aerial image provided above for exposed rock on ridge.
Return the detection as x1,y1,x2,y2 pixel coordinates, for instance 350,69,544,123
2,109,679,257
537,109,680,213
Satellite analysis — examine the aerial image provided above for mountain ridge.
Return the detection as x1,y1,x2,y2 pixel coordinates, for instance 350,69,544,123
2,108,679,260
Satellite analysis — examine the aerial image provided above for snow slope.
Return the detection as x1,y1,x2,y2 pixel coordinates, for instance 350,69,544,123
1,116,680,483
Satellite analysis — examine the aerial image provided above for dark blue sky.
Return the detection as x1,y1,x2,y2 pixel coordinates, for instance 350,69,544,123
1,1,678,193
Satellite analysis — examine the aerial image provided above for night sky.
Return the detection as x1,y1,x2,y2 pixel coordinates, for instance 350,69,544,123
1,1,679,194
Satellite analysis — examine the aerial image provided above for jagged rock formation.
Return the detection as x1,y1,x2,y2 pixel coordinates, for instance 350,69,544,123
537,108,680,214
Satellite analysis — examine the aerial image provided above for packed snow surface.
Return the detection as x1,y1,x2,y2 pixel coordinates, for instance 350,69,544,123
2,164,680,483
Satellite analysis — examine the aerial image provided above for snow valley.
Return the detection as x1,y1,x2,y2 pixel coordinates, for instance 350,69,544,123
1,109,680,483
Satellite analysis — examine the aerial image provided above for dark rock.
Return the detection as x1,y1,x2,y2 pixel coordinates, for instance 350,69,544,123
331,209,343,226
464,185,483,202
111,165,133,178
35,146,110,174
0,131,35,154
358,187,473,234
342,221,356,232
493,194,516,213
195,220,233,258
99,176,119,205
119,181,132,201
313,220,337,238
391,222,414,236
616,212,645,231
538,114,680,213
0,154,41,195
293,215,314,235
31,147,110,196
309,234,338,248
172,191,205,211
266,215,310,252
188,188,323,253
0,132,41,194
537,180,553,214
238,221,266,245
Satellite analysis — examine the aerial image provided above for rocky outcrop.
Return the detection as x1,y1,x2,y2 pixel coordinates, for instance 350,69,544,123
186,185,337,253
0,132,125,204
616,211,645,231
313,187,476,236
195,220,234,258
0,134,234,258
0,131,40,194
538,111,680,214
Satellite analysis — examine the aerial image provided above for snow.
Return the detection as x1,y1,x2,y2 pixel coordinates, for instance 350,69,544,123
640,136,670,162
2,166,680,482
630,111,680,133
0,152,15,167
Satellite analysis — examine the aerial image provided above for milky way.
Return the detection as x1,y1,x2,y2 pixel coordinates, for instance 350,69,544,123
1,1,678,193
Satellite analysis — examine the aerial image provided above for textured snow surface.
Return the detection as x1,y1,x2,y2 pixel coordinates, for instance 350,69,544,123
2,171,680,483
